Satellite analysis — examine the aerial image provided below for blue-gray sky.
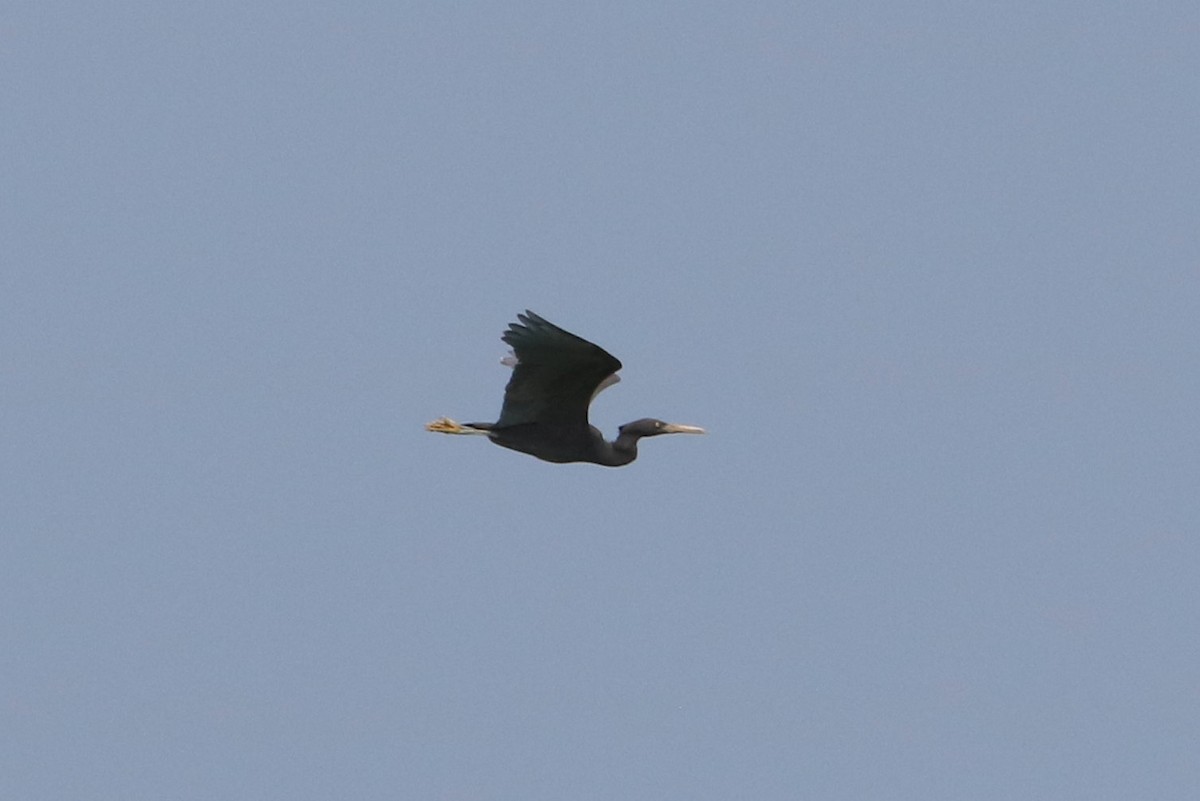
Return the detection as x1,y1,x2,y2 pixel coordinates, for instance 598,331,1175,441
4,3,1198,799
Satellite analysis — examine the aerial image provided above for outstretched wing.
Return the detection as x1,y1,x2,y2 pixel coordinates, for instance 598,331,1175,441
496,311,622,427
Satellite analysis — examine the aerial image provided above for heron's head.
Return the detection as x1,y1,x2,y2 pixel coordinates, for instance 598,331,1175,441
618,418,706,439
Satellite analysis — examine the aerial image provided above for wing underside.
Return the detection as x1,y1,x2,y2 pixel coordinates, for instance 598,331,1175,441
495,311,622,428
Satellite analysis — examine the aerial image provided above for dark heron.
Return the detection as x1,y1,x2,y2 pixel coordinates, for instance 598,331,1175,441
426,311,705,466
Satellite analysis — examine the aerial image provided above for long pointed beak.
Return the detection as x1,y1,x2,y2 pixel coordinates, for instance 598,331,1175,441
661,423,706,434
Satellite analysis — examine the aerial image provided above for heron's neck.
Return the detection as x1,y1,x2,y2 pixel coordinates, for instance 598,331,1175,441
595,431,639,467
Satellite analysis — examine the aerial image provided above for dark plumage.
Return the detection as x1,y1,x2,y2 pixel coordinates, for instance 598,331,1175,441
426,311,704,466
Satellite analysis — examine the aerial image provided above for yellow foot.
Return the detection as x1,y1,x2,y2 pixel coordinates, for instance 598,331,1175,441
425,417,468,434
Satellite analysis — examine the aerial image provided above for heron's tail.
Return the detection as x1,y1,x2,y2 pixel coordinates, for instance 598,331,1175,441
424,417,492,435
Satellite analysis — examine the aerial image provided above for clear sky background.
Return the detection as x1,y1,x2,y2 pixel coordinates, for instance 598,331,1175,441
3,3,1197,799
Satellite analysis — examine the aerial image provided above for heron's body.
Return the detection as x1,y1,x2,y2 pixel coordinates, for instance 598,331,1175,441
425,311,704,466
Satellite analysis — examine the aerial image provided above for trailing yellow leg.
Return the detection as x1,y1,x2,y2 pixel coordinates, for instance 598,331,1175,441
425,417,485,434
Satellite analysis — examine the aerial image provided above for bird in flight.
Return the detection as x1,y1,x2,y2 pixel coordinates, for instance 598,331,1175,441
425,311,705,466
